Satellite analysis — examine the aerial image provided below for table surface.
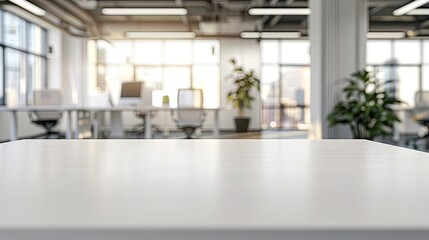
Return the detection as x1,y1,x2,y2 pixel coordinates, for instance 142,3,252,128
0,105,77,111
1,139,429,231
0,105,222,111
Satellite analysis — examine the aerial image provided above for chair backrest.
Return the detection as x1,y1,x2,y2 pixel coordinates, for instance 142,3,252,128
119,81,143,105
415,91,429,109
176,89,205,125
178,89,203,108
32,90,62,121
33,90,62,106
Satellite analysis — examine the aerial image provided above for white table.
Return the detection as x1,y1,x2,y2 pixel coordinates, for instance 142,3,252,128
0,106,221,140
85,106,221,139
0,139,429,240
0,105,78,140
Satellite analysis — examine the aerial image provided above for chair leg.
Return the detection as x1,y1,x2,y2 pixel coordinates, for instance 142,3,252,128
407,133,429,150
48,131,65,139
426,126,429,150
183,127,196,139
27,132,49,139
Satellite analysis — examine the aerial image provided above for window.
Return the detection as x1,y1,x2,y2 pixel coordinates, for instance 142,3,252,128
260,40,311,130
95,40,220,108
366,40,429,106
4,12,24,49
0,10,48,106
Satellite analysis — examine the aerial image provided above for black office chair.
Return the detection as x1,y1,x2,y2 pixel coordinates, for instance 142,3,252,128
171,89,207,139
407,91,429,149
28,90,64,139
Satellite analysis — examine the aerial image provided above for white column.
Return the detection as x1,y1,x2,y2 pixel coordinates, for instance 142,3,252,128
309,0,368,139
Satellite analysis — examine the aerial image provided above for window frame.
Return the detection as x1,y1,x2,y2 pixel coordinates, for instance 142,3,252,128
366,39,428,106
260,39,311,130
0,9,48,106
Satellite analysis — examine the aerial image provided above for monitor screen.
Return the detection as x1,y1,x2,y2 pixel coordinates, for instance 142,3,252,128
120,82,143,98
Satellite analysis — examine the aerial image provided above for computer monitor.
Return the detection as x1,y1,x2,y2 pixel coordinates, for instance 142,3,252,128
118,82,143,105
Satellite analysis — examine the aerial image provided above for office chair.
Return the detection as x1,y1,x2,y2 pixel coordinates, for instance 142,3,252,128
171,89,207,139
132,110,162,136
28,90,64,139
118,81,160,137
407,91,429,149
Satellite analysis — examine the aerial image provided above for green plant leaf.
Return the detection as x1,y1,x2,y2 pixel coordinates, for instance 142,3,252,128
227,58,260,113
327,69,402,139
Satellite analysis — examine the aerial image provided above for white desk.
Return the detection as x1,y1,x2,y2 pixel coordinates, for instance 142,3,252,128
0,106,221,140
1,139,429,240
0,105,78,140
85,106,221,139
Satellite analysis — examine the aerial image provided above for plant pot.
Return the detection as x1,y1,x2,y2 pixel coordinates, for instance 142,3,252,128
234,118,250,133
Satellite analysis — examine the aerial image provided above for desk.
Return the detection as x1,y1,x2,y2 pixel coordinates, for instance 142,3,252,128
1,139,429,240
85,106,221,139
0,106,221,140
0,106,78,140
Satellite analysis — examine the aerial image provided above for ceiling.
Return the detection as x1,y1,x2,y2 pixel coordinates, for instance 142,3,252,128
7,0,429,38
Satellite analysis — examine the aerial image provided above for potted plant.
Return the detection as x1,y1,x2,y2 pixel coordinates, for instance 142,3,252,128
226,58,260,132
327,70,402,140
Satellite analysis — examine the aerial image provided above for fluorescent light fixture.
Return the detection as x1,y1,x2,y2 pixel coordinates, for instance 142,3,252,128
8,0,46,16
248,8,311,15
240,31,301,39
407,8,429,15
240,32,261,38
102,8,187,16
260,32,301,38
125,32,196,39
366,32,406,39
393,0,429,16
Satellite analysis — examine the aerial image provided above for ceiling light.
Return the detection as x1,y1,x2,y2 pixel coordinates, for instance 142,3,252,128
260,32,301,38
407,30,417,37
102,8,187,16
393,0,429,16
8,0,46,16
240,31,301,39
407,8,429,15
125,32,196,39
248,8,311,15
366,32,406,39
240,32,261,38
